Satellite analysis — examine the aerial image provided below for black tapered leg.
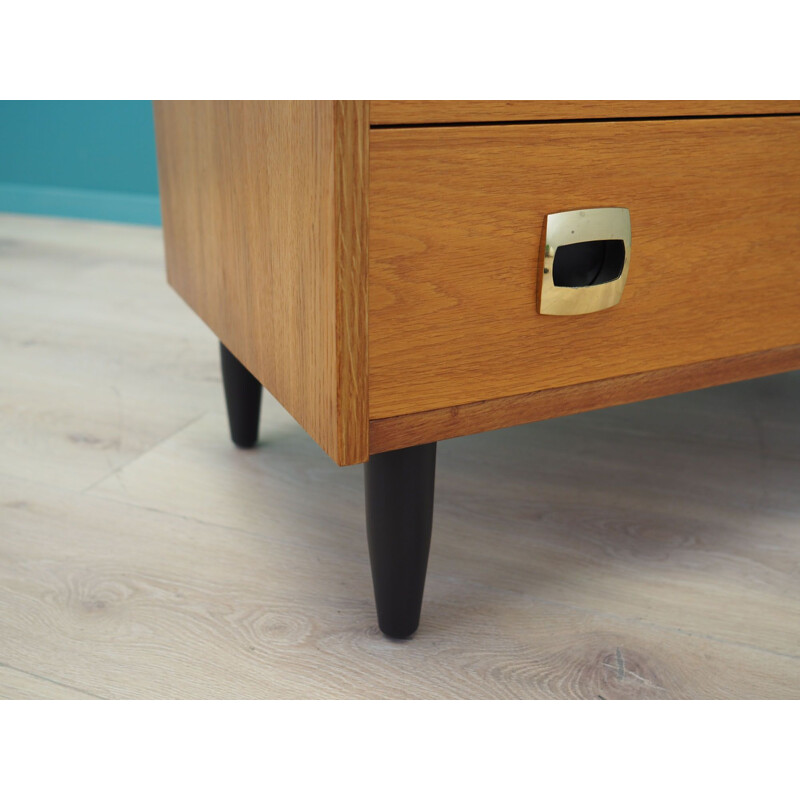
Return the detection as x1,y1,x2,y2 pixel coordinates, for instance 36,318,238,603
364,442,437,638
220,342,262,448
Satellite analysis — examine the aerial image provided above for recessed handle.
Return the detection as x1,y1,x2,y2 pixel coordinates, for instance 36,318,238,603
538,207,631,315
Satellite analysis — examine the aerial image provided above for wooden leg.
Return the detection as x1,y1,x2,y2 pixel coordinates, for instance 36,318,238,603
220,342,262,448
364,442,437,638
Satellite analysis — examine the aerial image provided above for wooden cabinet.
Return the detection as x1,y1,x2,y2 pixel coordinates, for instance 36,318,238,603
155,101,800,637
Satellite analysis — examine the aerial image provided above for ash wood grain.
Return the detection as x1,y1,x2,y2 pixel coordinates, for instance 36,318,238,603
369,116,800,420
370,345,800,452
370,100,800,126
154,101,368,466
2,214,799,698
333,101,369,463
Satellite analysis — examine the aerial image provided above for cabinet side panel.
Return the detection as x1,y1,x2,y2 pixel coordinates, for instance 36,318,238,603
333,101,369,465
154,101,368,465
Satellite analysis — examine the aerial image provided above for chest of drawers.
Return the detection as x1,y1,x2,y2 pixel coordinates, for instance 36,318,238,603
155,101,800,637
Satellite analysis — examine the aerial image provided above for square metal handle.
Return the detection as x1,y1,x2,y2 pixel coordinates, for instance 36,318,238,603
538,207,631,316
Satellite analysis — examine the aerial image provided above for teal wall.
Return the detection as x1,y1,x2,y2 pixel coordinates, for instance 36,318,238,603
0,101,160,225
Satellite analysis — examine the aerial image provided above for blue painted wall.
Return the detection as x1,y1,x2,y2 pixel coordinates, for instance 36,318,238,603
0,101,161,225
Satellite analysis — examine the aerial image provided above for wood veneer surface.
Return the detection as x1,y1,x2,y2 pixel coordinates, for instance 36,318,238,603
370,345,800,452
368,116,800,421
154,101,368,466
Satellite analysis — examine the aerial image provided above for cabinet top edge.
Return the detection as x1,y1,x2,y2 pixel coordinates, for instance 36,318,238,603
369,101,800,127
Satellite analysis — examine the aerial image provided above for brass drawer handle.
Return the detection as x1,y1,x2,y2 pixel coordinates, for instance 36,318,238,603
538,207,631,315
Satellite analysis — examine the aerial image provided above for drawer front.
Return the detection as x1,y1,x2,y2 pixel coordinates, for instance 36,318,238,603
368,117,800,420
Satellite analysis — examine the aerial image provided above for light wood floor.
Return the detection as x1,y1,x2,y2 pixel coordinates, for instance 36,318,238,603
1,213,799,699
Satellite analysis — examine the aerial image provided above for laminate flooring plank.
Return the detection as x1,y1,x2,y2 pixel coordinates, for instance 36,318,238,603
0,662,98,700
0,214,221,491
91,402,800,659
2,474,798,699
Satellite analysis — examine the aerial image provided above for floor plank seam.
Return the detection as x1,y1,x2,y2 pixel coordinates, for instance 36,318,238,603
80,411,209,494
0,660,104,700
77,486,373,568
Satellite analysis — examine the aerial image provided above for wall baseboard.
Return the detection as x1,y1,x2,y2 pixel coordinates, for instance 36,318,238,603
0,183,161,226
